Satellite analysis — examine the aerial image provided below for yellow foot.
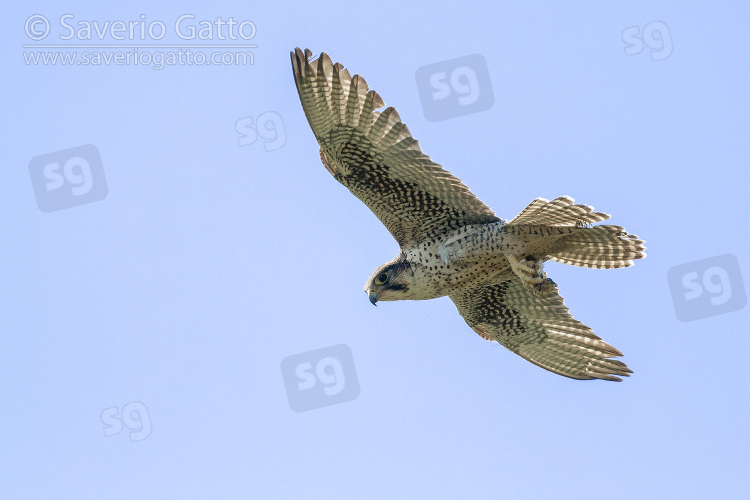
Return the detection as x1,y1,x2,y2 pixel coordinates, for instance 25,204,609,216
507,255,557,295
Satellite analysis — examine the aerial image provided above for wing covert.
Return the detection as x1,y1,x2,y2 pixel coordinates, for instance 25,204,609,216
291,47,500,246
450,277,632,381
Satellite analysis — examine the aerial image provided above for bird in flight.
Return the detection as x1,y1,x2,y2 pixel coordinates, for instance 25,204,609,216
291,47,646,381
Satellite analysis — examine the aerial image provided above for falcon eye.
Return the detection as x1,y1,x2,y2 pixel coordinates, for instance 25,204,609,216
375,272,389,285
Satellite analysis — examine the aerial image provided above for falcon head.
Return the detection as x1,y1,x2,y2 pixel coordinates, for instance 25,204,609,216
364,255,415,305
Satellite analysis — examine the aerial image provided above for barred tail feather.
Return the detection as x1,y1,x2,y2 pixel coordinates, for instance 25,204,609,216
509,196,646,269
509,196,611,227
549,225,646,269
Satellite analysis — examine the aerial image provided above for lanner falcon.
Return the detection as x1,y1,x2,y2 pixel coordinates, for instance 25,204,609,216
291,47,646,381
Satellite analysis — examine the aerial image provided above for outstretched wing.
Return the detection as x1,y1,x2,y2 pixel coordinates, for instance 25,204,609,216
450,277,632,381
291,47,500,247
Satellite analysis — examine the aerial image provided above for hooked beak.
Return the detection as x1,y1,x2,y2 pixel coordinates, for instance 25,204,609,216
368,291,379,306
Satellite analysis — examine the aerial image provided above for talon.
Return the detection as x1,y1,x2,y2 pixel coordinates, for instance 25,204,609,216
508,254,550,288
533,277,558,295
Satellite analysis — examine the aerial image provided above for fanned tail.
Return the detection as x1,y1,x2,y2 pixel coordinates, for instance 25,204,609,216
509,195,611,226
549,224,646,269
510,196,646,269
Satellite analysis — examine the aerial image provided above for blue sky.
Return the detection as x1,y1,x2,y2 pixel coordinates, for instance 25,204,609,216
3,1,749,498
